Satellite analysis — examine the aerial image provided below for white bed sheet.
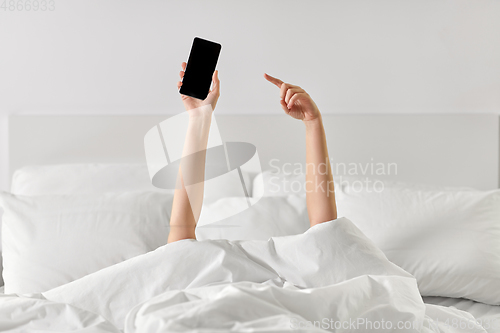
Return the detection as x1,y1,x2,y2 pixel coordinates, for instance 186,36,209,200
423,297,500,333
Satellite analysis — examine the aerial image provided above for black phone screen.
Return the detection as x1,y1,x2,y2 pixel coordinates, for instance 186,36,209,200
179,37,222,100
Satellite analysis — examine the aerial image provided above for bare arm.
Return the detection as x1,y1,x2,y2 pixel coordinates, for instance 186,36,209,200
304,116,337,226
264,73,337,227
167,62,220,243
168,108,213,243
168,168,197,243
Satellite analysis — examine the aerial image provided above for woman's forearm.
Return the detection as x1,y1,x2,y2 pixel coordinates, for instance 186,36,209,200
168,106,213,243
180,107,213,219
304,116,337,226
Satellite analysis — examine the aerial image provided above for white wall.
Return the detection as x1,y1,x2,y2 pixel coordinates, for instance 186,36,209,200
0,0,499,192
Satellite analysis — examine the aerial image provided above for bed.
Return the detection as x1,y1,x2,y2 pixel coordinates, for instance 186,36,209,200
0,113,499,332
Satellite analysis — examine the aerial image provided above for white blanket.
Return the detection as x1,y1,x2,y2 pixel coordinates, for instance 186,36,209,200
0,292,120,332
0,218,488,332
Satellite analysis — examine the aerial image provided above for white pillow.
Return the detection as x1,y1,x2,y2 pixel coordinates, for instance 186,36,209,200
253,170,476,198
4,163,165,288
252,171,398,198
252,170,307,197
10,164,172,196
201,168,253,205
196,195,309,241
0,191,173,294
336,185,500,305
10,163,252,204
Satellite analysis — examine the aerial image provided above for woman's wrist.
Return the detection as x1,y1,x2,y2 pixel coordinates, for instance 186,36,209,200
303,114,323,131
187,104,214,118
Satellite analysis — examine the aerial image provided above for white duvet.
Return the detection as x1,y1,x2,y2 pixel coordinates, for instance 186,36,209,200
0,218,488,332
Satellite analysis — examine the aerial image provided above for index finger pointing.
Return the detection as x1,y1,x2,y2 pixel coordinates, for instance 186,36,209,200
264,73,283,88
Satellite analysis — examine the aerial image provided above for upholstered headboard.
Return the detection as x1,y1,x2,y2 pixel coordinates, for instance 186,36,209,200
8,114,499,190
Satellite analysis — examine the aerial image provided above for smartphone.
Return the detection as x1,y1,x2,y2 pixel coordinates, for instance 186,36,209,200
179,37,222,100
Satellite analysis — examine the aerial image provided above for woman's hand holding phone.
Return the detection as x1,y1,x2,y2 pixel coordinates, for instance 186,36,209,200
177,61,220,112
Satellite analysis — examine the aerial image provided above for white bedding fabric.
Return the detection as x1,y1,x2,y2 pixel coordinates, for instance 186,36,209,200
9,163,253,203
336,186,500,305
252,171,500,304
0,291,120,332
196,195,309,241
0,191,173,294
10,164,173,196
0,217,491,332
0,163,254,288
423,297,500,333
